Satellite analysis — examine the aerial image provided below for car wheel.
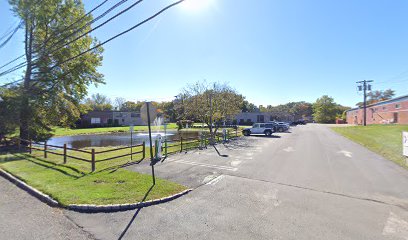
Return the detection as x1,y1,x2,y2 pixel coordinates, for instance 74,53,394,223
278,127,283,132
264,130,272,136
243,130,250,136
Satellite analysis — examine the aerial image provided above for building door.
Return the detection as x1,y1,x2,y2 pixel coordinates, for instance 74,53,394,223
394,112,399,123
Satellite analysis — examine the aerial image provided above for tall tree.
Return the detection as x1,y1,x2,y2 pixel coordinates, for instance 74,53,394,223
8,0,104,141
180,81,244,142
312,95,338,123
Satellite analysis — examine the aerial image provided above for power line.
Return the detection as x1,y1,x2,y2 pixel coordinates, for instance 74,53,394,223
0,0,110,73
1,0,186,88
35,0,185,76
37,0,143,68
0,0,139,78
0,21,23,50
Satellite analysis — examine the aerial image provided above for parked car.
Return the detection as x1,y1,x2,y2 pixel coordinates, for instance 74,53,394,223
270,121,290,132
242,123,276,136
291,120,306,126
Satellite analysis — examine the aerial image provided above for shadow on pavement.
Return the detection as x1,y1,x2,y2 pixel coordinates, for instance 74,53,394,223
117,184,155,240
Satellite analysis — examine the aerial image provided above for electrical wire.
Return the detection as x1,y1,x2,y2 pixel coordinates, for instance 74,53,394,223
0,0,110,72
1,0,186,88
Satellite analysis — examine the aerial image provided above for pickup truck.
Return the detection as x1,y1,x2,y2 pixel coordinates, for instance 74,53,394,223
242,123,276,136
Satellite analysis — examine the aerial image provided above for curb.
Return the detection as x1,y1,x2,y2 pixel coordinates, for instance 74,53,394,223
0,168,60,207
66,188,192,213
0,168,192,213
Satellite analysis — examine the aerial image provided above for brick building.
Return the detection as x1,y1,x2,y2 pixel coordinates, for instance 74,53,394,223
346,94,408,125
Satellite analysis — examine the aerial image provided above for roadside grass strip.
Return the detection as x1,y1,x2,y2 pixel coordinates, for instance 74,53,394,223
331,124,408,169
0,147,186,206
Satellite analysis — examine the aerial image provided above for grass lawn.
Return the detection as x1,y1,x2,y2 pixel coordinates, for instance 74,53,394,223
53,123,178,136
331,124,408,169
0,146,186,206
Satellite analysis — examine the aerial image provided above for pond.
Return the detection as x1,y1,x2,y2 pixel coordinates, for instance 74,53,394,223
46,130,203,149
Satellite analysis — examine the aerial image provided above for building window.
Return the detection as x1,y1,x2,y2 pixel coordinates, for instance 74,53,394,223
131,113,140,118
257,115,265,122
122,119,125,122
91,118,101,124
395,104,401,109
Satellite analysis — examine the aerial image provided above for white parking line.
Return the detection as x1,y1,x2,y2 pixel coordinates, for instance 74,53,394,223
206,175,225,185
172,160,238,171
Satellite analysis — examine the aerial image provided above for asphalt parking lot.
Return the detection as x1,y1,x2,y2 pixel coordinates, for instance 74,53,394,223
2,124,408,240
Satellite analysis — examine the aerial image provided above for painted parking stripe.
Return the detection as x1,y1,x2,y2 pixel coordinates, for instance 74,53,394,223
173,160,238,171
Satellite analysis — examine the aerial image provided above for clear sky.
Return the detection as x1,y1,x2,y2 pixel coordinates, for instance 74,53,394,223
1,0,408,107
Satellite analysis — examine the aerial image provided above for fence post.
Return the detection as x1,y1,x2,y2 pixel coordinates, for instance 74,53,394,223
180,137,183,153
91,149,95,172
63,144,67,164
44,141,47,158
142,142,145,159
29,140,32,154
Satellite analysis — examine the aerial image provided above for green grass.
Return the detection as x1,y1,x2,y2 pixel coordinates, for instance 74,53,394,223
0,146,186,205
331,124,408,169
53,123,178,136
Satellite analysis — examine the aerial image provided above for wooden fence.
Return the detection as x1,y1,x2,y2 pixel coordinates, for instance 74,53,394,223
14,138,145,172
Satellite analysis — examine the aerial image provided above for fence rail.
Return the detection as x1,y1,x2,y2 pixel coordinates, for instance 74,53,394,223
7,128,241,170
9,137,146,172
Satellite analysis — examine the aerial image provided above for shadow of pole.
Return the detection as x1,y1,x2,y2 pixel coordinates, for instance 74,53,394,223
212,145,228,158
118,184,155,240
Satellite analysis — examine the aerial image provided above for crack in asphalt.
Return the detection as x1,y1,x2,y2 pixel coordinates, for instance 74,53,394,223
63,213,101,240
205,173,408,211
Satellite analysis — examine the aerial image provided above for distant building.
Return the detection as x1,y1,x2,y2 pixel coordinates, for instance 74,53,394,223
234,112,295,125
79,111,144,127
346,94,408,125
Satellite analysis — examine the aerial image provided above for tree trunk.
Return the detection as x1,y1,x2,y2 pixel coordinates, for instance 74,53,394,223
19,20,33,142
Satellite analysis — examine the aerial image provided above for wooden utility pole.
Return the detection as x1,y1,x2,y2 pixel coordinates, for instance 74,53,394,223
356,80,373,126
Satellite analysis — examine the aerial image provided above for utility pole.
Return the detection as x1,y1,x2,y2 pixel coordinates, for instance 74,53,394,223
356,80,373,126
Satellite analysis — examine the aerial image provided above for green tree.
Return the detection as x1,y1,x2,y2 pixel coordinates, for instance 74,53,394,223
241,100,259,112
356,89,395,106
8,0,104,141
312,95,338,123
180,81,244,142
0,88,20,139
83,94,112,111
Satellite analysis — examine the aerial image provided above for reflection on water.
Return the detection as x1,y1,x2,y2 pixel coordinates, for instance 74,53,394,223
47,131,202,148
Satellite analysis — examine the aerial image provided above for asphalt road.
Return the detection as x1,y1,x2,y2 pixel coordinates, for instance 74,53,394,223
2,124,408,239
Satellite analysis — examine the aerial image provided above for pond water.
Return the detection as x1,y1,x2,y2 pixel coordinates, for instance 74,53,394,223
47,130,202,149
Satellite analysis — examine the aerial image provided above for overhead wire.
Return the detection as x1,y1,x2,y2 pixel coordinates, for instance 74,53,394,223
1,0,187,88
0,0,111,72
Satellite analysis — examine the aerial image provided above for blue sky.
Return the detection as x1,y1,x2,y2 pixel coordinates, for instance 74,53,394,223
1,0,408,107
